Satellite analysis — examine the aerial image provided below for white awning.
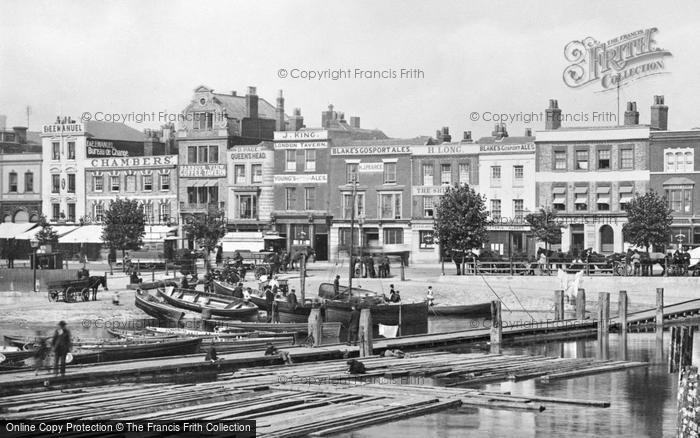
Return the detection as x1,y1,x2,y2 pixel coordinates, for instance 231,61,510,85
574,195,588,204
596,186,610,194
596,196,611,204
144,225,178,242
552,195,566,203
619,196,633,203
15,225,80,240
574,186,589,194
552,187,566,194
619,186,634,193
0,223,37,239
58,225,104,244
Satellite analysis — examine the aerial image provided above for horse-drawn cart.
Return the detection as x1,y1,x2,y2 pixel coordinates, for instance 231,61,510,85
47,279,91,302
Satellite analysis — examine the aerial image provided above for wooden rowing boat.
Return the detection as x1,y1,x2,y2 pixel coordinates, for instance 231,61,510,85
318,283,429,335
208,320,343,338
427,302,492,318
106,328,178,340
213,280,312,322
158,287,259,322
3,333,176,350
134,289,186,323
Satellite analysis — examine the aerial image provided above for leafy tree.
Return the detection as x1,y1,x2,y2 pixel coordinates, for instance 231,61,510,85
434,184,489,275
101,198,146,258
525,207,562,251
182,212,226,273
36,215,59,246
622,191,672,252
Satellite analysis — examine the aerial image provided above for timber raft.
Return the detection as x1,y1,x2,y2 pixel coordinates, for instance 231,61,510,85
0,351,645,436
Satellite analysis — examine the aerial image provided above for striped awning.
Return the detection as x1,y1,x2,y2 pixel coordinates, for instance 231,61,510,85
574,195,588,204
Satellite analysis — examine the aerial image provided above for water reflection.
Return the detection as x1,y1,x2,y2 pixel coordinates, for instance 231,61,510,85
337,333,674,438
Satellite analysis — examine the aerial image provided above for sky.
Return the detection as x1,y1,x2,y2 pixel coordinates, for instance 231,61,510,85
1,0,699,139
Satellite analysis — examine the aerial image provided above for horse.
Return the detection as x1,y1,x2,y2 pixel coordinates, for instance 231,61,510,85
88,275,108,301
290,246,316,270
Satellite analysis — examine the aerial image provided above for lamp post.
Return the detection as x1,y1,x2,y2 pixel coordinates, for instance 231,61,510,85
30,237,39,292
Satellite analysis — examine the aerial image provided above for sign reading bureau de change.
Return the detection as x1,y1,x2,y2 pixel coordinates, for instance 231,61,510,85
179,164,227,178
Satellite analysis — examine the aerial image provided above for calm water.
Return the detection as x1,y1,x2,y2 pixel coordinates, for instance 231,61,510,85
0,304,684,437
336,332,679,438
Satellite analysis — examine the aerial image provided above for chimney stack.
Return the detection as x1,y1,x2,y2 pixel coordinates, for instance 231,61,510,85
231,90,237,96
545,99,562,130
650,95,668,131
275,89,285,131
440,126,451,143
290,108,305,131
322,104,336,128
245,86,258,119
462,131,473,143
12,127,27,144
350,116,360,128
624,101,639,125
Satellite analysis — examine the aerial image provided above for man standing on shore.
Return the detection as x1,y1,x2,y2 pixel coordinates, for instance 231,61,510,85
51,321,72,376
347,304,361,346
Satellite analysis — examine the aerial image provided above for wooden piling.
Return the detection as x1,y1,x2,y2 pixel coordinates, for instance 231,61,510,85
597,292,610,341
300,255,306,302
554,290,565,321
618,291,627,333
677,366,700,436
307,308,322,347
400,257,406,281
490,300,502,354
575,288,586,321
359,308,373,357
656,288,664,330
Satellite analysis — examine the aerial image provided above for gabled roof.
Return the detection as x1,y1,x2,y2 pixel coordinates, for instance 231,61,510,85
211,93,283,121
85,121,147,142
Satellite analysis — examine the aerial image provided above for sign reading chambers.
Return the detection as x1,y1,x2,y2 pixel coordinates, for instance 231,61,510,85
88,155,177,168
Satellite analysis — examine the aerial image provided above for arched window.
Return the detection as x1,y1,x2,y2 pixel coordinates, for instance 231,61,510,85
600,225,614,253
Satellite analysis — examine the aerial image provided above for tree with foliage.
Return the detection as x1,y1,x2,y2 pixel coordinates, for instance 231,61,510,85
36,215,59,246
622,191,673,252
525,207,563,252
434,184,490,275
101,198,146,258
182,212,226,273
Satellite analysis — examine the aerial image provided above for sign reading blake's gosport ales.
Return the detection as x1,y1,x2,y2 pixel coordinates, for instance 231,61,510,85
331,145,412,155
563,28,672,91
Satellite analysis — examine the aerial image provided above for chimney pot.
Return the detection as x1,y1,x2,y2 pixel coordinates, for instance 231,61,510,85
247,86,256,95
545,99,562,130
231,90,237,96
624,101,639,126
650,95,668,131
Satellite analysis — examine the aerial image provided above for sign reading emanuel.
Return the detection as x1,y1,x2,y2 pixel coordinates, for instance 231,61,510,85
179,164,227,178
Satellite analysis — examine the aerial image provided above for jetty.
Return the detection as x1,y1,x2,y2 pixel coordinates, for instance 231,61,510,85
0,350,644,436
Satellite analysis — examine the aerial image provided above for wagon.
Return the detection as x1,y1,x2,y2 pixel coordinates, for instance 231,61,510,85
47,279,91,302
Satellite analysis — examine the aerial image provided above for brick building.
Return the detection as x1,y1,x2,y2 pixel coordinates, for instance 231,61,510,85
177,85,288,248
0,117,42,224
534,99,655,254
410,129,479,262
649,98,700,247
477,124,536,256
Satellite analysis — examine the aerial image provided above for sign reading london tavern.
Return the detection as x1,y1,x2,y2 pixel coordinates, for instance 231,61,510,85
563,27,672,91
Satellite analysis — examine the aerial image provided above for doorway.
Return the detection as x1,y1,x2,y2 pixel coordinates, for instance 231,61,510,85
600,225,614,253
314,234,328,261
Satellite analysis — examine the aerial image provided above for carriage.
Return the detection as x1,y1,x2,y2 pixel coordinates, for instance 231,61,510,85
47,279,92,302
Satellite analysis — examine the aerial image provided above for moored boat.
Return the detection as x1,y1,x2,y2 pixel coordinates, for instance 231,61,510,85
158,287,259,322
134,289,186,323
318,283,429,335
427,302,493,318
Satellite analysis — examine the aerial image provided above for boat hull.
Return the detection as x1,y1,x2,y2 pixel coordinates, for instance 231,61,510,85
135,290,185,323
158,288,260,322
323,301,428,335
427,302,492,318
248,295,312,323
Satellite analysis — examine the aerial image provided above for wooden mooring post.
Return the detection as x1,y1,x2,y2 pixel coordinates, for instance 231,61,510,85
576,288,586,321
359,308,373,357
554,290,564,321
656,287,664,331
619,290,628,361
677,366,700,437
490,300,502,354
597,292,610,360
299,255,306,302
669,326,694,373
307,307,322,347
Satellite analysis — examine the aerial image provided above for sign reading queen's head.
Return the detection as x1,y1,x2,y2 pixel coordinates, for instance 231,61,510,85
563,28,672,91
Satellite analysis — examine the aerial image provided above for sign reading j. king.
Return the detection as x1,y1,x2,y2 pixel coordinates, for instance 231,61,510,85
563,27,672,91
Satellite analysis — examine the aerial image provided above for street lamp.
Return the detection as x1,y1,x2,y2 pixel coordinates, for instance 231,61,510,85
30,237,39,292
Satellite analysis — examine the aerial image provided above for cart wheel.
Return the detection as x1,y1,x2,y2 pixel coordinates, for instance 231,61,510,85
65,287,76,303
81,288,91,302
48,290,59,302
